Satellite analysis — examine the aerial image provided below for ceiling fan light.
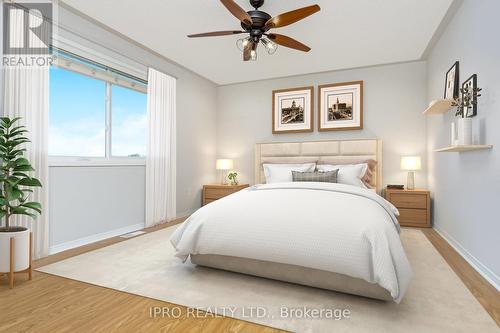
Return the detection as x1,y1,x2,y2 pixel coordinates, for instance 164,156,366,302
250,50,257,61
236,37,251,51
261,37,278,55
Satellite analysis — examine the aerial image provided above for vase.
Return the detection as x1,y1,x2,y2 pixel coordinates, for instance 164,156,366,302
457,117,472,145
451,122,457,146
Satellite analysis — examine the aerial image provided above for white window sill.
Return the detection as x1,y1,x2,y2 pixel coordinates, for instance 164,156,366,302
49,157,146,167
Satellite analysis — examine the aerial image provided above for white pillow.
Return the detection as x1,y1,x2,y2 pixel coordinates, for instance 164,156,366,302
263,163,316,183
316,163,368,188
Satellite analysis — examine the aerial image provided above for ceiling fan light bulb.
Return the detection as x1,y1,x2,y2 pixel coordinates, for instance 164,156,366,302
236,37,251,51
267,42,277,55
250,50,257,61
261,37,278,55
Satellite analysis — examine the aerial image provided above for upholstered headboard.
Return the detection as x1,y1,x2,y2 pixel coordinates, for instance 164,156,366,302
255,139,383,193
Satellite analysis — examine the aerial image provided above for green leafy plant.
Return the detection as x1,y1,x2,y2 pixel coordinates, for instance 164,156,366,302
452,86,482,118
0,117,42,231
228,171,238,185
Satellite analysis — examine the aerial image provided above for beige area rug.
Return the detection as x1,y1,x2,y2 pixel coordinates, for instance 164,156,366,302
38,227,498,333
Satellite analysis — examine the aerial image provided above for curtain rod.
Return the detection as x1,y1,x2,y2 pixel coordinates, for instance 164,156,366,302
51,46,148,85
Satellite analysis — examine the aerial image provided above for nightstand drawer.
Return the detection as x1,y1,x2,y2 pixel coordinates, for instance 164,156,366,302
202,184,249,206
398,208,428,226
204,188,238,199
390,193,427,209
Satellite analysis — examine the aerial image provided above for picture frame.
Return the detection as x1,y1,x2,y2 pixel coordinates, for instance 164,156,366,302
272,86,313,134
318,81,363,131
444,61,460,99
462,74,478,118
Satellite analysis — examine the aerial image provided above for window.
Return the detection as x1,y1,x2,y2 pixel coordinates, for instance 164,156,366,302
49,67,106,157
111,85,147,157
49,51,148,163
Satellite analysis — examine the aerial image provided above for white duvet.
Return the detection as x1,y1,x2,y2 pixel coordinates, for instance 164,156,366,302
170,182,412,302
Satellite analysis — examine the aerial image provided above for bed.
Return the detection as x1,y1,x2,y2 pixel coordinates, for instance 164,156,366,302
171,139,412,302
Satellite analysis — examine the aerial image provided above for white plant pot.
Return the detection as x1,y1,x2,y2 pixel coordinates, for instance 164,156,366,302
457,118,472,145
0,227,30,272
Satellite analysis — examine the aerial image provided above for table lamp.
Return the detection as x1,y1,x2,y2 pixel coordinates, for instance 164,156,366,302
216,159,233,185
401,156,421,190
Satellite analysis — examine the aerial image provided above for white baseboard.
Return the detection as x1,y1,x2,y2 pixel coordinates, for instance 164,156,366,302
434,226,500,291
49,223,144,255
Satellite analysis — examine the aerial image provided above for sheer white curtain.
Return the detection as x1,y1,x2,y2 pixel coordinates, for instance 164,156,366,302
145,68,176,227
2,10,50,259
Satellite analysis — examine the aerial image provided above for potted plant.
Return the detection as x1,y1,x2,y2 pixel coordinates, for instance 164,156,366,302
452,85,482,145
228,171,239,185
0,117,42,287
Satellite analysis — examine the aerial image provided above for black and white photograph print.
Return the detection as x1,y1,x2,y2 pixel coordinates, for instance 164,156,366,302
463,74,478,117
272,86,313,133
319,81,363,131
280,97,305,124
444,61,460,99
327,93,353,121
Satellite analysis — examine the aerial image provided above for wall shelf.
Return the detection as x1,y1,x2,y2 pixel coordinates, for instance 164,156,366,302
423,99,455,115
434,145,493,152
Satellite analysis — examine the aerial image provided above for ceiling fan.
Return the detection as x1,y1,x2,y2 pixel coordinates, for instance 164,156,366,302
187,0,321,61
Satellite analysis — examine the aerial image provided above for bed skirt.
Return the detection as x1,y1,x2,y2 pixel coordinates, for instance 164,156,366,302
191,254,393,301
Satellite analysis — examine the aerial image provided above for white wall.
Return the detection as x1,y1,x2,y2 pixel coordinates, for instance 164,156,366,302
48,5,217,251
0,1,4,116
216,61,428,188
426,0,500,288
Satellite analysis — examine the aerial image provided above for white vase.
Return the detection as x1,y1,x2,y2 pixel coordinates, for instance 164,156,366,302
451,122,457,146
0,227,30,272
457,117,472,145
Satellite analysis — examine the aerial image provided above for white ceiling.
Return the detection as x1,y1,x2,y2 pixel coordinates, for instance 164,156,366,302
62,0,453,85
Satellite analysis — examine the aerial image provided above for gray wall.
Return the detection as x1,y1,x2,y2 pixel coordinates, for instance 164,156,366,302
426,0,500,286
216,61,428,188
48,5,217,250
49,166,145,246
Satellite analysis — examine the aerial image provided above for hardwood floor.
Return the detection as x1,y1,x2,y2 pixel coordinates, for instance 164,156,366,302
0,223,498,332
0,218,284,333
421,228,500,326
0,272,283,333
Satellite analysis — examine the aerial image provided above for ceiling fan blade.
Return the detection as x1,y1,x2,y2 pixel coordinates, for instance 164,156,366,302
243,41,254,61
267,33,311,52
264,4,320,30
220,0,253,27
187,30,245,38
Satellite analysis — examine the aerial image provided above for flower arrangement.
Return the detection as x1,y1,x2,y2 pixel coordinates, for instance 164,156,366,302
452,85,482,118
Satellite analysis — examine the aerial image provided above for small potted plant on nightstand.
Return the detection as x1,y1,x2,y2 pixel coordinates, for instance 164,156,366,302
228,171,239,185
0,117,42,288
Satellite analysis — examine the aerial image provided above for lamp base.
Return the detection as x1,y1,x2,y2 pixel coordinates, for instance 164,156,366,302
406,171,415,190
219,170,228,185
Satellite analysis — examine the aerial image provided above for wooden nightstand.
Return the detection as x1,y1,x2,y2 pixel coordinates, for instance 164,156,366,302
202,184,249,206
385,188,431,228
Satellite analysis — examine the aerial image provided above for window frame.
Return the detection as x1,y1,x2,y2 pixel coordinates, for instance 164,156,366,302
48,57,148,167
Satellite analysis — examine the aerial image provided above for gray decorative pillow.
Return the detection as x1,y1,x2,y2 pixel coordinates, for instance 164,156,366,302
292,170,339,183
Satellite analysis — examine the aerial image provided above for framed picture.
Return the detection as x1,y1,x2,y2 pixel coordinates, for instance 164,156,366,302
318,81,363,131
444,61,459,99
463,74,477,117
272,86,313,133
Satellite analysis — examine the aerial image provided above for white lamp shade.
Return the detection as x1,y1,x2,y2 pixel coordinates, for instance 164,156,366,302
216,159,234,170
401,156,421,171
